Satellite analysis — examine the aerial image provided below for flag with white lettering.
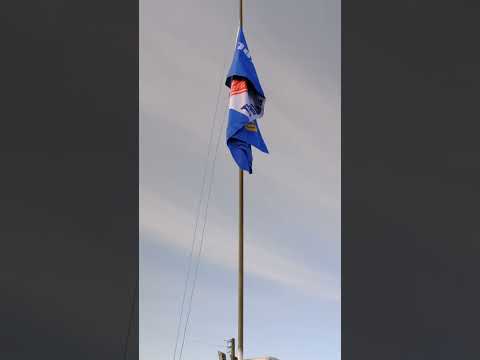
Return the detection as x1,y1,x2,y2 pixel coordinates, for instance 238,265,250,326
225,27,268,174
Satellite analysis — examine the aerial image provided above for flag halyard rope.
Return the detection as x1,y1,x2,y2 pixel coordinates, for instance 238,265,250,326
172,46,230,360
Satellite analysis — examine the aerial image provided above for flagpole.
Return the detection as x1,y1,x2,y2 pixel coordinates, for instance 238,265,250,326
239,0,243,28
238,3,245,360
238,168,244,360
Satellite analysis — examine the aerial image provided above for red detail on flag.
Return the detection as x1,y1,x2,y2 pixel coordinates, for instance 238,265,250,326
230,79,248,96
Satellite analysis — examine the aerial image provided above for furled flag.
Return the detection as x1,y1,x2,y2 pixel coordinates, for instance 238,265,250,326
225,27,268,174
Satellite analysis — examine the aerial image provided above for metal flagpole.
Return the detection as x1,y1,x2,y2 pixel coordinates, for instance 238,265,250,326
238,168,244,360
238,2,245,360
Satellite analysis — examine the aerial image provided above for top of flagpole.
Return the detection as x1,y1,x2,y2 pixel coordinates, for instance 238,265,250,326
239,0,243,28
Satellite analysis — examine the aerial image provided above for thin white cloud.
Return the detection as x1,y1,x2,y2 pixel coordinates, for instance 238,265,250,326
140,190,340,302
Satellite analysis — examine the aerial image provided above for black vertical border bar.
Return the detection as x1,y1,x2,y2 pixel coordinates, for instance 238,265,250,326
1,0,139,359
343,0,480,359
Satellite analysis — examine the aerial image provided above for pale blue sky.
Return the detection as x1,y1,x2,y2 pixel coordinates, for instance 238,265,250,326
140,0,340,359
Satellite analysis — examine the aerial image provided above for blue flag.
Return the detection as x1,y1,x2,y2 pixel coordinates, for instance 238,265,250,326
225,27,268,174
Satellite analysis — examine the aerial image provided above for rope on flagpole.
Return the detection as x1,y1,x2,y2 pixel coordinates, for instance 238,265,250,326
171,62,224,360
173,43,231,360
177,93,229,360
